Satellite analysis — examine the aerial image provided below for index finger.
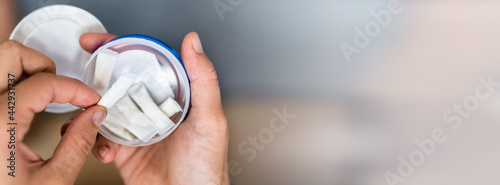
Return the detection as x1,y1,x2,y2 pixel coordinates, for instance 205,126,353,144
10,73,101,140
0,40,56,93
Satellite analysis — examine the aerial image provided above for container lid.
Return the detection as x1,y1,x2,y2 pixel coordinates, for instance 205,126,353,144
10,5,107,113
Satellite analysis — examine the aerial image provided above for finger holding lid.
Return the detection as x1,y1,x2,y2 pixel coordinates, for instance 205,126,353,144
14,73,101,140
0,40,56,92
79,33,118,53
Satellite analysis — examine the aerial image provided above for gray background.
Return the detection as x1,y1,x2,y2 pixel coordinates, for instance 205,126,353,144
19,0,391,99
17,1,500,185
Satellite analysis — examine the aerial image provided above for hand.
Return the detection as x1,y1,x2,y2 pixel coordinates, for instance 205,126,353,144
0,40,107,184
79,32,229,185
0,0,17,42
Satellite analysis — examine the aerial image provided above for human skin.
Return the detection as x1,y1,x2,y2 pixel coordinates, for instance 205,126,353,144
75,32,230,185
0,0,18,42
0,40,107,184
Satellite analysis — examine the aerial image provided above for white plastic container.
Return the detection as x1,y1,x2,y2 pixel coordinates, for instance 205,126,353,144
10,5,106,113
10,5,190,146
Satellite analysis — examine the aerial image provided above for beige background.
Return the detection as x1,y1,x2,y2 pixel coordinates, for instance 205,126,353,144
14,1,500,185
26,112,123,184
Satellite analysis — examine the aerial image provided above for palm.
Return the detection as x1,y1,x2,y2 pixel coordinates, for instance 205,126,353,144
82,32,228,185
111,112,227,185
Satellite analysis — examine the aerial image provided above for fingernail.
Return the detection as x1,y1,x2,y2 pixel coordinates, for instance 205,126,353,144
93,111,106,126
99,146,109,159
192,33,204,54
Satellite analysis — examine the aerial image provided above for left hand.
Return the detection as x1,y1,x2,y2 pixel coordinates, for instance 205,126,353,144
0,40,107,185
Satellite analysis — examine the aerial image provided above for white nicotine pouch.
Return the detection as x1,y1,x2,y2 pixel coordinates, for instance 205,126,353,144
135,66,175,104
93,49,118,95
113,96,158,142
128,83,174,134
159,97,183,118
98,73,138,109
102,120,135,141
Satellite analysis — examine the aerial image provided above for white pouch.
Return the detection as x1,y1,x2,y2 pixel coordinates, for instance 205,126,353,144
111,50,161,83
113,96,157,142
98,73,138,109
93,49,118,95
159,97,183,117
135,66,175,104
128,83,174,134
102,120,135,141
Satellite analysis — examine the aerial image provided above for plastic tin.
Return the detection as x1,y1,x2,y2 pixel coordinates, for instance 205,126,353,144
81,35,190,146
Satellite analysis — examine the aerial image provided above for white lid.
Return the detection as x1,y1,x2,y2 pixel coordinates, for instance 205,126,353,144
10,5,107,113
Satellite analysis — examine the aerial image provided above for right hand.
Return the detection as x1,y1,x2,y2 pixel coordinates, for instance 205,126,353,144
76,32,230,185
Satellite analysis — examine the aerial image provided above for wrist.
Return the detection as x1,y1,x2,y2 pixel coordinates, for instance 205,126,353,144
119,167,166,185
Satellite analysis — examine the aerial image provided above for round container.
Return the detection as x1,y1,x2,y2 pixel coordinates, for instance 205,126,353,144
11,5,190,146
9,5,107,113
81,35,190,146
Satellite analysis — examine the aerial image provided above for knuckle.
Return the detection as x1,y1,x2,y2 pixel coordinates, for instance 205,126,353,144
2,40,21,48
36,58,57,73
1,40,22,56
32,72,56,86
72,132,95,156
206,67,219,81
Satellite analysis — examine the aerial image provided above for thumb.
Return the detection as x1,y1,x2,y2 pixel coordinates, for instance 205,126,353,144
47,105,106,182
181,32,223,115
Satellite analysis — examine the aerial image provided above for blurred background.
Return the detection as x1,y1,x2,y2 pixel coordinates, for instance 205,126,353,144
2,0,500,184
